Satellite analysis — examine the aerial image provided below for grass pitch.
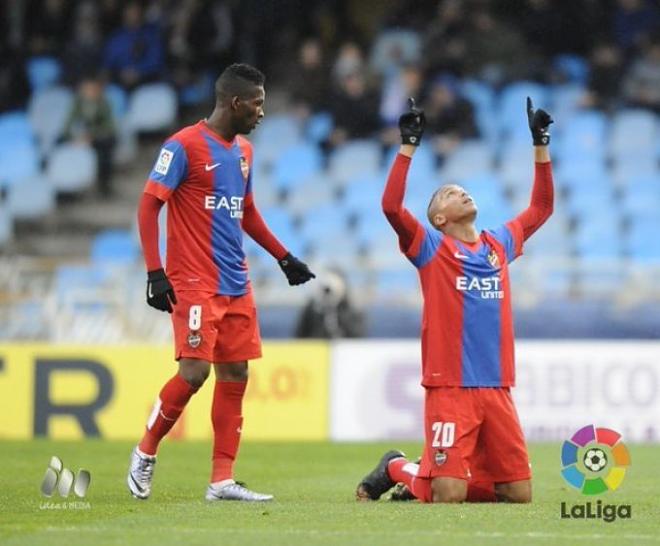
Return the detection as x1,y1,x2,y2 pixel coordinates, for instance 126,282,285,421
1,441,658,546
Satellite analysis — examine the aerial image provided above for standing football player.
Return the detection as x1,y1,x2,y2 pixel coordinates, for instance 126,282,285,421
128,63,314,502
356,97,554,503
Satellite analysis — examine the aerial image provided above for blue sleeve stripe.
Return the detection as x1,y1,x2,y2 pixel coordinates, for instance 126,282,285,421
148,139,188,191
411,229,442,268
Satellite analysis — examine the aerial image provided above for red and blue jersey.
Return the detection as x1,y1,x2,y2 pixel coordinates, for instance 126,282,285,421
144,121,254,295
404,220,524,388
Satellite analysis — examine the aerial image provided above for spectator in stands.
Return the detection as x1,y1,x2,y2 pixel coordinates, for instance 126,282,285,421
421,0,469,78
463,6,529,85
423,75,478,163
296,269,365,339
103,1,165,90
622,33,660,112
380,65,423,146
64,76,116,196
332,41,366,84
0,46,30,113
62,2,103,85
328,70,381,147
585,42,624,111
290,38,329,117
612,0,660,52
25,0,73,56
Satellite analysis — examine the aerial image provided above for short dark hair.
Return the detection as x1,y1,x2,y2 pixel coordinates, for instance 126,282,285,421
215,63,265,101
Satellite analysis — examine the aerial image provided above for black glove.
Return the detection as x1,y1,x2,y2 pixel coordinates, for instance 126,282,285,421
278,253,316,286
527,96,553,146
146,268,177,313
398,97,426,146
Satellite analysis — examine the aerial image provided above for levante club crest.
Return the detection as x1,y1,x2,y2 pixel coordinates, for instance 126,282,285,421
239,157,250,181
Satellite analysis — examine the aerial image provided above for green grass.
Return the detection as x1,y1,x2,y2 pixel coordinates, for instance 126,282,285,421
1,441,658,546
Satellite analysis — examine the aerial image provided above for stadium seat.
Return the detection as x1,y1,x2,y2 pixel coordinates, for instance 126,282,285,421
498,81,550,141
550,83,587,126
28,86,74,156
252,114,302,164
253,207,304,257
26,56,61,91
113,118,138,166
554,158,609,193
305,111,334,144
299,204,350,247
126,83,178,132
6,175,55,220
441,140,495,181
564,180,617,218
329,140,382,185
461,79,497,144
272,143,323,192
610,156,658,189
343,173,386,215
0,111,34,143
609,109,657,160
498,141,535,191
287,173,338,214
627,214,660,263
384,142,437,189
553,54,589,85
620,181,660,216
105,84,128,121
555,110,608,162
46,142,97,193
91,229,140,265
0,141,40,190
574,215,624,260
0,204,13,247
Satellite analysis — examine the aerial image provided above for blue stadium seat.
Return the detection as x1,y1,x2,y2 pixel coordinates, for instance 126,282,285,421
611,157,658,189
28,86,74,156
0,111,34,143
441,140,494,181
91,229,140,264
127,83,178,132
627,214,660,263
6,175,55,220
523,213,572,258
252,114,302,164
553,55,589,85
300,205,350,245
287,173,337,214
26,56,61,91
0,141,40,190
460,173,512,227
46,143,97,193
54,264,109,302
253,207,304,257
574,216,624,260
609,109,657,160
0,204,13,247
555,110,608,162
550,83,587,126
373,268,419,299
384,142,436,189
498,81,550,141
305,112,334,144
105,84,128,121
498,141,534,191
564,179,616,218
329,140,382,184
460,79,497,144
620,181,660,216
554,158,609,193
272,143,322,192
343,173,385,214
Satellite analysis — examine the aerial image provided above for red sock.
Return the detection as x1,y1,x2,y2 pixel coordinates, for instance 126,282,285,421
139,374,197,456
211,381,246,483
388,458,433,503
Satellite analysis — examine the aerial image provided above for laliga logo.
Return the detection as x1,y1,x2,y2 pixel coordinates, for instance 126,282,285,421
560,425,632,523
40,456,91,498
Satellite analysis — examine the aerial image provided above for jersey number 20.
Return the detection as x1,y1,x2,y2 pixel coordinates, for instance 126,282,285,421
431,421,455,448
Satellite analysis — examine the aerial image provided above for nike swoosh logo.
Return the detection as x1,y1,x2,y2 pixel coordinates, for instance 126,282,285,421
454,251,469,260
148,284,154,298
205,163,221,171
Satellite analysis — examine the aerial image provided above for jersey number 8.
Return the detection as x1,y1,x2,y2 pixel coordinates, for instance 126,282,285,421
189,305,202,330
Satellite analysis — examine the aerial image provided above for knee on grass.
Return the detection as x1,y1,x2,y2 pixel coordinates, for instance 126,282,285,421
430,478,467,503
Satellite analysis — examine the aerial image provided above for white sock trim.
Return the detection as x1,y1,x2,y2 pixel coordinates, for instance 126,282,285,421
210,479,235,488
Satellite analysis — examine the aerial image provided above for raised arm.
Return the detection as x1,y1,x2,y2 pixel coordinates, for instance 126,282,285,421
514,98,554,241
382,147,424,250
382,99,426,250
